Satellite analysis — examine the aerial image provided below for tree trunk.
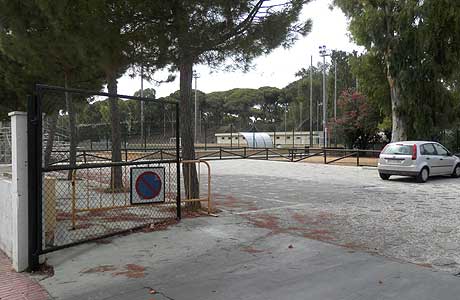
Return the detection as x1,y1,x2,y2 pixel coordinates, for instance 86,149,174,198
107,72,123,191
383,4,407,143
386,67,407,142
179,59,200,209
44,112,58,167
65,74,78,180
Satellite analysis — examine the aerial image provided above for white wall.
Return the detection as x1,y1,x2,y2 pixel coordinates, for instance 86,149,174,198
0,177,13,257
0,112,29,271
9,112,29,271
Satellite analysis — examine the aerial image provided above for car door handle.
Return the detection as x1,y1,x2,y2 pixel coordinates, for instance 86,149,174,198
440,158,444,160
426,157,430,160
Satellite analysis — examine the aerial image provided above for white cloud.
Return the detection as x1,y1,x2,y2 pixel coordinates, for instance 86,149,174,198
117,0,363,98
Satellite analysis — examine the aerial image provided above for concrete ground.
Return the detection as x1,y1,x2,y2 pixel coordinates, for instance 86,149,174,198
210,160,460,273
39,160,460,299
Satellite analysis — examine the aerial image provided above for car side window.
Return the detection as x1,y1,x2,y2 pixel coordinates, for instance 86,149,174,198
433,144,448,156
421,144,436,155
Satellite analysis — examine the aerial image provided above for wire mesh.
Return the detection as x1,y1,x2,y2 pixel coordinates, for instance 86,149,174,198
37,85,179,252
0,121,11,164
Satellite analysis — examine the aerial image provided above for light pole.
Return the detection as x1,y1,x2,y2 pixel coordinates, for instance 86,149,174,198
284,104,287,145
193,71,200,143
334,58,337,147
317,102,322,145
319,45,330,148
140,64,144,146
309,55,313,147
334,61,337,123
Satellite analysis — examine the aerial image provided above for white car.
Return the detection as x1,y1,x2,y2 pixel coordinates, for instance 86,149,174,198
378,141,460,183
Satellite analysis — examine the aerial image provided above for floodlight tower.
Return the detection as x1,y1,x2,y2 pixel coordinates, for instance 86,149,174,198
319,45,330,148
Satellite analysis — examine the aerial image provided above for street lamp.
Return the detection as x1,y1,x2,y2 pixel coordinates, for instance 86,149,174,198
193,71,200,143
319,45,330,148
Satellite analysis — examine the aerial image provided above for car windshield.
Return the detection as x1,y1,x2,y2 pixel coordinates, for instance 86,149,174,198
383,144,413,155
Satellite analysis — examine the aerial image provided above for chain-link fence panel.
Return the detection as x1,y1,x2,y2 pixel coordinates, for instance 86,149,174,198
0,121,11,164
32,85,180,253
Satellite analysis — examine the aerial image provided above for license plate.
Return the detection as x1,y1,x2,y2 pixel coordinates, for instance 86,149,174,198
386,159,403,165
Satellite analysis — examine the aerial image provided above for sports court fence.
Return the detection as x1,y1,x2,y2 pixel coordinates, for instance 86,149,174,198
28,85,181,269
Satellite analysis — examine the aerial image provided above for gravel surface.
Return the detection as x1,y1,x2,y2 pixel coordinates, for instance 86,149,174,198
208,159,460,273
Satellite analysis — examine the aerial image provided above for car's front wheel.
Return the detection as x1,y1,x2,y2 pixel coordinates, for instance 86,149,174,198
451,164,460,178
416,167,429,183
379,173,390,180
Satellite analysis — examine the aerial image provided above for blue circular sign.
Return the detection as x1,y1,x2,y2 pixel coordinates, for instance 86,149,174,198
135,171,162,200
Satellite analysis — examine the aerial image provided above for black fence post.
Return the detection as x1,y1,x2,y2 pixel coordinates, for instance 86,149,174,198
323,148,327,164
357,150,360,166
244,147,247,158
219,146,222,159
204,123,207,150
230,124,233,149
27,93,41,271
175,104,181,220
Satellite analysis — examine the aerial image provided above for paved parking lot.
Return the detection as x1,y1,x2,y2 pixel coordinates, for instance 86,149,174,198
40,159,460,299
210,159,460,273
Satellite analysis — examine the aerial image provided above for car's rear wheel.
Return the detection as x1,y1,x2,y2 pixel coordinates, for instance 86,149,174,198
416,167,429,183
379,173,390,180
451,164,460,178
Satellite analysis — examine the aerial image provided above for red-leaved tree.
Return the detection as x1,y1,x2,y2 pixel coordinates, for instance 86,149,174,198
333,89,380,149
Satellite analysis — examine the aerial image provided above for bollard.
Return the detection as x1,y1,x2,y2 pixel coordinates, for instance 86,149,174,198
44,176,57,246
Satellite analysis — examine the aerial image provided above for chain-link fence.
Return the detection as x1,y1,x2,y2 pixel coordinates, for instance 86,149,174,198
29,85,180,256
0,121,11,164
436,128,460,154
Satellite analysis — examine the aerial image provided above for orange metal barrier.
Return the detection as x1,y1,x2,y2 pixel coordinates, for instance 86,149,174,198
181,160,212,215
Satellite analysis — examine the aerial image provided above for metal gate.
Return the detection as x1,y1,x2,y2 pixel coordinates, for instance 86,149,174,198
27,84,181,270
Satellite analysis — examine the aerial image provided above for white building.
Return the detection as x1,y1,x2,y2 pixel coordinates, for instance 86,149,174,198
215,131,324,147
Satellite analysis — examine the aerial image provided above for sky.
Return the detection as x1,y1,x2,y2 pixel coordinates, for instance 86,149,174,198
116,0,364,98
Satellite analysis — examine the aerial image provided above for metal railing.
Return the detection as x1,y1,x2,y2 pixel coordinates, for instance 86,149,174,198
194,146,381,167
47,146,381,167
182,160,212,215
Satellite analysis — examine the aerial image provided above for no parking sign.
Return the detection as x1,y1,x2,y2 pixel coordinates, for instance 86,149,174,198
130,167,165,204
